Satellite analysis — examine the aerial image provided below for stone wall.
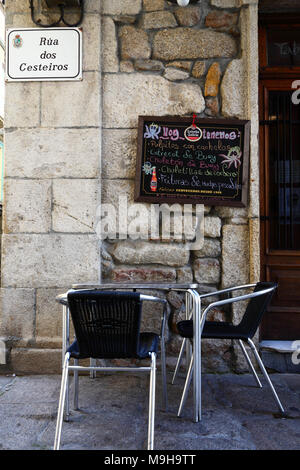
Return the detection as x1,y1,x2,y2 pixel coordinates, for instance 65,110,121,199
0,0,259,374
0,0,102,373
101,0,260,372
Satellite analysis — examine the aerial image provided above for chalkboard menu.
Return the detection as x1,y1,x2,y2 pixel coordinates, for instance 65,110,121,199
134,116,250,207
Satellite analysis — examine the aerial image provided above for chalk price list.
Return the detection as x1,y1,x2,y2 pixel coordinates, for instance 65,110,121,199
141,122,244,201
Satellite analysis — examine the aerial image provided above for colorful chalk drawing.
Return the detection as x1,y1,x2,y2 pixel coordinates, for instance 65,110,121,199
142,161,154,175
220,146,242,169
144,123,161,140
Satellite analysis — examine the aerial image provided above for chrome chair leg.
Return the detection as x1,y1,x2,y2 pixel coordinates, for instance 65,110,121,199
247,338,285,414
148,352,156,451
64,369,70,422
160,336,167,411
185,294,191,374
177,354,194,417
172,337,187,385
74,359,79,410
54,352,71,450
238,340,262,388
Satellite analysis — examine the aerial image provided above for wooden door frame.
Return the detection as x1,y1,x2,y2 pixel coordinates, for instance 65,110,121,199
259,13,300,339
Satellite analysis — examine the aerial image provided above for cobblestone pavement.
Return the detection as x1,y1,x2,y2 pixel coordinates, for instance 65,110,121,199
0,371,299,450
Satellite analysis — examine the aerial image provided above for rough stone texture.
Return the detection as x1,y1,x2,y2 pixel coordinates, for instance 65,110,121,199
41,72,100,127
35,288,68,348
103,73,205,128
202,339,232,373
215,206,248,219
102,0,142,15
143,0,165,11
221,59,246,119
5,128,100,179
142,11,177,29
194,238,221,258
168,61,192,72
204,216,222,238
83,15,101,71
110,266,176,282
212,0,258,6
113,15,137,24
134,59,164,72
102,17,119,73
205,96,220,116
167,290,184,309
3,180,51,233
5,82,40,128
249,217,260,282
0,289,35,344
102,179,135,206
119,26,151,60
1,234,99,288
205,10,239,33
211,0,239,6
85,0,101,12
153,28,238,60
194,258,220,284
205,62,222,97
176,266,193,283
163,67,190,81
222,225,249,288
7,0,33,12
9,349,61,375
110,241,190,267
174,6,201,26
5,129,99,178
52,179,99,233
192,61,206,78
120,60,135,72
102,129,137,179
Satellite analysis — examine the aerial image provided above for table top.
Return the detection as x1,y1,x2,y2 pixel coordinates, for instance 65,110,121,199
71,282,198,290
56,282,198,305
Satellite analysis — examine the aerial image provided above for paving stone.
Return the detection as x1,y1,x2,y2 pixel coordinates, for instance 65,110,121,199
0,373,297,450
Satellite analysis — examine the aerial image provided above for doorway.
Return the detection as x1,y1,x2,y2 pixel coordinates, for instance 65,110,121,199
259,13,300,340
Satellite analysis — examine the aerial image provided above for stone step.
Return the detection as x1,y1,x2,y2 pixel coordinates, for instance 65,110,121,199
260,340,300,373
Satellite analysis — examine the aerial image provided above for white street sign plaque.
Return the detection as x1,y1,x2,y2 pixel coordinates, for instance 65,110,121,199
6,27,82,82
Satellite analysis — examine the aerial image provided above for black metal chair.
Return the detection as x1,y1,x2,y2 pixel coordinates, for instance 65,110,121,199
173,282,285,416
54,290,168,451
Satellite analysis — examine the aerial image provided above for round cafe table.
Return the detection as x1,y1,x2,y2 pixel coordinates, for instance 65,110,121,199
56,281,203,423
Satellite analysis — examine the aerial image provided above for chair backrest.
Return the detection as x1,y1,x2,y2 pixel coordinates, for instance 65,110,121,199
238,281,277,338
67,290,143,359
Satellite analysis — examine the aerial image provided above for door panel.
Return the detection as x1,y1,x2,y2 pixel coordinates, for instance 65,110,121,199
260,79,300,340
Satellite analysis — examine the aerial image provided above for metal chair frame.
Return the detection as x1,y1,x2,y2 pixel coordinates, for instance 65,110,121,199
172,284,285,417
54,293,168,451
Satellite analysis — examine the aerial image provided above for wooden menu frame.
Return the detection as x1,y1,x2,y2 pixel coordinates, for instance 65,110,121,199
134,116,250,207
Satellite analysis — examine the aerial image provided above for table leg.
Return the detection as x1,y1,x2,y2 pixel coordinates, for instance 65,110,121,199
62,305,70,421
196,292,202,422
62,305,67,367
185,292,191,374
190,289,201,423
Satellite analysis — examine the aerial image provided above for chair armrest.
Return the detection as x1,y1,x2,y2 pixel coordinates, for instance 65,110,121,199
198,283,257,300
199,286,275,331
